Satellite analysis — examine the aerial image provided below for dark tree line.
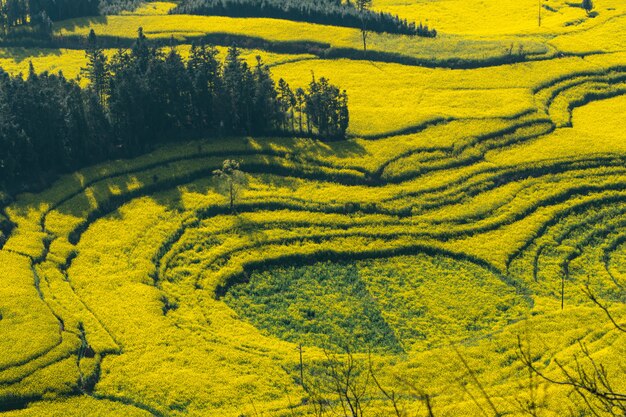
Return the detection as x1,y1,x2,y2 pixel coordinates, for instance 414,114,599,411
171,0,437,37
0,0,141,37
25,0,99,21
0,29,349,192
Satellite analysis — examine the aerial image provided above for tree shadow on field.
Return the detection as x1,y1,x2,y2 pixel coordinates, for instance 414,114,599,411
0,48,63,64
50,174,168,226
171,177,216,197
256,174,301,191
8,133,370,248
53,16,108,34
250,135,368,161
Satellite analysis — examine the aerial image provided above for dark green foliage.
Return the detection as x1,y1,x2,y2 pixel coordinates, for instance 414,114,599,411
223,261,404,353
0,393,39,412
28,0,99,21
0,30,349,192
0,65,107,188
0,0,141,38
0,0,99,37
82,29,109,105
171,0,437,37
306,75,349,138
3,0,437,39
98,0,143,15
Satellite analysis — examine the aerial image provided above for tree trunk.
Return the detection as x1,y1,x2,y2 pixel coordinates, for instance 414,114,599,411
229,180,234,212
362,29,367,58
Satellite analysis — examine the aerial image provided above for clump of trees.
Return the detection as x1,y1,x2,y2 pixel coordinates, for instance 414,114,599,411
98,0,143,15
0,0,98,33
0,0,142,37
277,75,349,139
25,0,100,21
171,0,437,37
0,0,438,39
96,28,348,144
0,29,349,192
0,63,102,189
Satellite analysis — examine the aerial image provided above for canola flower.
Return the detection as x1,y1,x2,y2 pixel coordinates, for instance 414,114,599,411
0,2,625,415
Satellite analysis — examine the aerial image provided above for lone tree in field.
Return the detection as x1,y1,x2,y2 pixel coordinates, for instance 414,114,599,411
582,0,594,14
356,0,373,56
213,160,248,213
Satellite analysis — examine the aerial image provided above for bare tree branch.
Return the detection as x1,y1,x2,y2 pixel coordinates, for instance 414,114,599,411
450,340,503,417
368,352,403,417
582,284,626,333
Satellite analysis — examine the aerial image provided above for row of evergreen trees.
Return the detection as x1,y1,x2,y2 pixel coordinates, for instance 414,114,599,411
0,0,140,37
0,29,349,191
1,0,98,34
171,0,437,37
2,0,436,42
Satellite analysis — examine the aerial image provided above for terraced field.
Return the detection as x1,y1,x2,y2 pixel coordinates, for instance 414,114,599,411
1,1,625,416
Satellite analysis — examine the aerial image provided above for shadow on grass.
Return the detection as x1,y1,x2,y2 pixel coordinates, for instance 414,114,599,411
0,47,63,63
53,16,108,34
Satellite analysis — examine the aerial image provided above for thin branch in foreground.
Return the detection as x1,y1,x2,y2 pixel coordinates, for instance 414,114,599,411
368,352,403,417
582,283,626,333
517,336,626,416
449,340,503,417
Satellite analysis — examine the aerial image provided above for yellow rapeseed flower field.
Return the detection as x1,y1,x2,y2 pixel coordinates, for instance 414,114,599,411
1,0,625,415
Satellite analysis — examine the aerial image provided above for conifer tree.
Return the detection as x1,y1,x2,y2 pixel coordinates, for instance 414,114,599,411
295,87,306,134
187,43,221,129
305,75,349,139
252,56,280,133
131,27,153,72
82,29,110,106
356,0,373,56
0,29,350,193
164,48,192,129
277,78,296,132
222,45,255,133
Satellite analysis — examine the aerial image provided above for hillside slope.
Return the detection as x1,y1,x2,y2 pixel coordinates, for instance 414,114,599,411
0,0,625,416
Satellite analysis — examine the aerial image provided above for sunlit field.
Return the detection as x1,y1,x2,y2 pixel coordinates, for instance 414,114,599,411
372,0,625,35
0,0,625,416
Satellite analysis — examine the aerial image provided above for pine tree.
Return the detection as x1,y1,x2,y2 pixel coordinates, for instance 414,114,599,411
163,48,192,129
131,27,154,73
187,43,220,129
277,78,295,132
0,71,30,187
0,34,350,191
304,74,348,139
82,30,110,106
222,45,255,133
252,56,280,133
355,0,373,56
295,87,306,135
108,47,147,155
